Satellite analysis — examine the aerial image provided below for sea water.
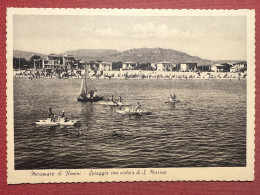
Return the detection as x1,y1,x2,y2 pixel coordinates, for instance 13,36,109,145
14,78,246,169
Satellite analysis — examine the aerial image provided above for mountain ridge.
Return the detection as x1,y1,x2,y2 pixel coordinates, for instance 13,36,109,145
60,49,120,61
13,48,241,66
13,50,45,60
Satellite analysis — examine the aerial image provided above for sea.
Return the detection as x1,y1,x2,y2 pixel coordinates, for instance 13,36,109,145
14,77,247,169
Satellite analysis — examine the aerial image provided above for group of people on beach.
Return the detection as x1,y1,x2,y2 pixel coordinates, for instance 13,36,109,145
15,69,245,80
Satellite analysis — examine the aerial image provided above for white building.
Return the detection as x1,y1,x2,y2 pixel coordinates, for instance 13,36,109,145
42,54,63,71
210,64,224,72
156,61,173,71
179,62,197,72
98,61,112,71
230,61,247,72
122,62,137,70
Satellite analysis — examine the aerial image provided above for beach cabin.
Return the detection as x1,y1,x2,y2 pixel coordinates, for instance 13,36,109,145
179,62,197,72
122,62,137,70
156,61,173,71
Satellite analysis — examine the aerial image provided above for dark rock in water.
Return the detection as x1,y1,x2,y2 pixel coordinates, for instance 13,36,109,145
74,121,81,127
112,131,118,137
49,125,57,130
112,131,122,137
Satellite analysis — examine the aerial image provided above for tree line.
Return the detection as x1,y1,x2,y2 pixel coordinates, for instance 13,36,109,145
13,55,42,70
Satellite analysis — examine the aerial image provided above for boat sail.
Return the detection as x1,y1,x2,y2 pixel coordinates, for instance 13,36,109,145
79,78,87,98
77,64,103,102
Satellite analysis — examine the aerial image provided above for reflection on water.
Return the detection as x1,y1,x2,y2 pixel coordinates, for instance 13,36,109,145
14,78,246,169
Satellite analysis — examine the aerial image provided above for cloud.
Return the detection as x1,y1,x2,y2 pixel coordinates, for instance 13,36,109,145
95,27,125,37
92,22,205,42
130,22,204,41
132,22,158,34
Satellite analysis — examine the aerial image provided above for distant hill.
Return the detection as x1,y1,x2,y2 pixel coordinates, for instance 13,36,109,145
213,60,239,64
13,50,45,60
61,49,120,61
102,48,215,66
14,48,241,66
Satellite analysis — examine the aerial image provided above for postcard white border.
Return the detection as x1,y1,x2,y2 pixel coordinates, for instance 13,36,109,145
6,8,255,184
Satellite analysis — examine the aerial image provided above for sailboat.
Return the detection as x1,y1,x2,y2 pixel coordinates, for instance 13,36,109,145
77,64,103,102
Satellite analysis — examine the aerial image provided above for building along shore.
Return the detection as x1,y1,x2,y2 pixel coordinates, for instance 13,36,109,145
13,53,247,80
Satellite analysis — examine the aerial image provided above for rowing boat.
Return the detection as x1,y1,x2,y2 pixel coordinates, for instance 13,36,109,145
98,101,130,106
116,108,152,115
35,118,79,126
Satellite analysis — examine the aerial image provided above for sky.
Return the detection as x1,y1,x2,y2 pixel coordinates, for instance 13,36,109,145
13,15,247,61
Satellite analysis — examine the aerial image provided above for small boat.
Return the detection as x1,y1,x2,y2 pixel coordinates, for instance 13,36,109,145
58,117,79,126
116,107,152,115
35,119,60,126
77,64,103,102
35,118,79,126
77,96,103,102
98,101,130,106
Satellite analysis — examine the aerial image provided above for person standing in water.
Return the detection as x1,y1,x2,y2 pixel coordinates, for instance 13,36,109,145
173,94,177,102
170,94,177,102
89,90,94,98
48,108,55,122
61,111,65,118
119,96,122,103
169,95,173,102
60,111,67,122
110,95,118,104
135,102,142,111
110,95,114,101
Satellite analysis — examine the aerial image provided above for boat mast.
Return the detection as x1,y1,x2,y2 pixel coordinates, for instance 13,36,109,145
84,62,88,95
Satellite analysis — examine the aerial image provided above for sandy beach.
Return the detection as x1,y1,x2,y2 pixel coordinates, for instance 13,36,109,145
13,69,246,80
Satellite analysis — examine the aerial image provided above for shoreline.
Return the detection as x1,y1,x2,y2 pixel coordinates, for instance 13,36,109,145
13,70,246,80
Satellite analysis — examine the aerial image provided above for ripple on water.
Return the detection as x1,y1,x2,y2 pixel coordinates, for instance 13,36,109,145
14,78,246,169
